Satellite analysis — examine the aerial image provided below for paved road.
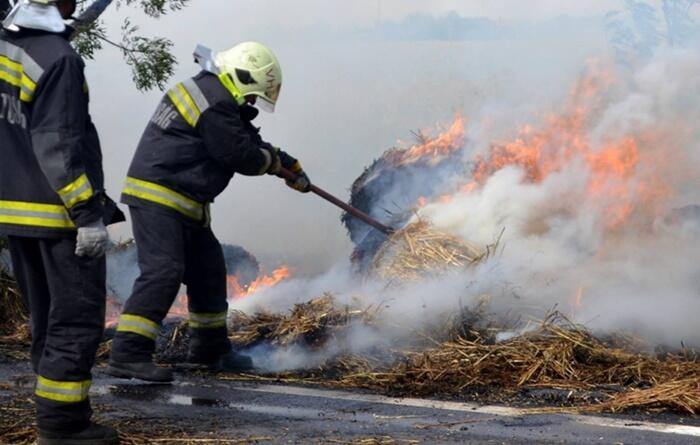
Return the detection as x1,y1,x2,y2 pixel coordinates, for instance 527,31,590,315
2,366,700,444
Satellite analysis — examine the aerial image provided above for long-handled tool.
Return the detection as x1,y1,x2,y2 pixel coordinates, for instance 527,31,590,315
278,167,394,236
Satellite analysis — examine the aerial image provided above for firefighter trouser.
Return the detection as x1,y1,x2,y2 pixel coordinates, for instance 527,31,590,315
7,236,105,433
111,206,230,363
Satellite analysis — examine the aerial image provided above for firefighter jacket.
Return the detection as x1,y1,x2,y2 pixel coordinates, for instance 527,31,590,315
121,70,298,224
0,28,120,238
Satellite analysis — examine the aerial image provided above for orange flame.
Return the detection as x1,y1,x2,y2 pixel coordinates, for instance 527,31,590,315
405,66,671,232
388,116,465,167
227,266,291,299
168,294,190,319
105,296,122,328
571,286,585,318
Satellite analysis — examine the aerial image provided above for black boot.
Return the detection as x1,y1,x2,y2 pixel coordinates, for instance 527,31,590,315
216,350,254,372
105,360,173,383
38,422,119,445
187,349,254,372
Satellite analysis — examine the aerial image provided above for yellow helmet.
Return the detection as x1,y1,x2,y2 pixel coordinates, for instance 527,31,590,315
215,41,282,112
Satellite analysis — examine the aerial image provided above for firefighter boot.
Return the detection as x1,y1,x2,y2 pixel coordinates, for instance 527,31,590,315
38,422,119,445
105,360,174,383
186,349,254,372
215,350,254,372
186,330,254,372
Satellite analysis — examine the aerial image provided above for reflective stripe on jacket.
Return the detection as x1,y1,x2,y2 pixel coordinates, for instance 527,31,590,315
122,176,204,221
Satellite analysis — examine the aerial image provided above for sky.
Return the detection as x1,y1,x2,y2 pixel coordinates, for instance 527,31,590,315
88,0,615,273
173,0,614,27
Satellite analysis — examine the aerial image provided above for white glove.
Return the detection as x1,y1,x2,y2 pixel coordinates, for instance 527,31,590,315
75,220,110,258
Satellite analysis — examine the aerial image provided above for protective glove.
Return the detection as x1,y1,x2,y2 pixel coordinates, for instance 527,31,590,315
261,146,281,175
75,220,110,258
285,161,311,193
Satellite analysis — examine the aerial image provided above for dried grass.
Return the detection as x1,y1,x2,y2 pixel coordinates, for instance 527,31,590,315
332,312,700,414
0,395,35,445
227,298,700,416
229,294,380,348
370,221,500,282
0,268,30,359
0,270,27,334
594,378,700,414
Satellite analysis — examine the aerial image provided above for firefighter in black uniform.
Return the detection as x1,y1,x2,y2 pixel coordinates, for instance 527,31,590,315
0,0,122,444
106,42,311,382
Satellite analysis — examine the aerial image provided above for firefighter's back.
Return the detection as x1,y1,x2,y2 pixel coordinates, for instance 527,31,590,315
0,28,105,237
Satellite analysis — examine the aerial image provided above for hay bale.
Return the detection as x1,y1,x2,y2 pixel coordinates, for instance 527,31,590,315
370,221,495,282
344,122,467,272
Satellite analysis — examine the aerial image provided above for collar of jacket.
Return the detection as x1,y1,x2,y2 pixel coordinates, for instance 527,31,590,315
240,104,259,122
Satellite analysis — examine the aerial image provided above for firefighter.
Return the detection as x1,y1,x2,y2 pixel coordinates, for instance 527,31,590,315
106,42,311,382
0,0,123,444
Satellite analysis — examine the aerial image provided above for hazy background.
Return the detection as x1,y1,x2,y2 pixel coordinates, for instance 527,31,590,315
91,0,613,273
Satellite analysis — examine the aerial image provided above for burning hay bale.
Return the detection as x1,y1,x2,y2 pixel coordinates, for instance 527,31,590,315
370,220,496,282
344,120,467,271
229,294,379,349
222,244,260,288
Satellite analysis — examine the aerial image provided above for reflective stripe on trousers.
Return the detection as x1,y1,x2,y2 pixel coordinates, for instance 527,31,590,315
35,376,91,403
189,311,227,329
116,313,161,340
0,200,75,229
122,176,204,220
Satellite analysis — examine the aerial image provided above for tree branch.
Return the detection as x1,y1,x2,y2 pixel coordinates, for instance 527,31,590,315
71,0,114,36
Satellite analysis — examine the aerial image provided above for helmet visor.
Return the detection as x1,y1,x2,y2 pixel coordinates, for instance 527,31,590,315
256,95,276,113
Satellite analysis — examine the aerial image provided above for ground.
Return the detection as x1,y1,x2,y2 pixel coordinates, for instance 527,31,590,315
1,362,699,445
